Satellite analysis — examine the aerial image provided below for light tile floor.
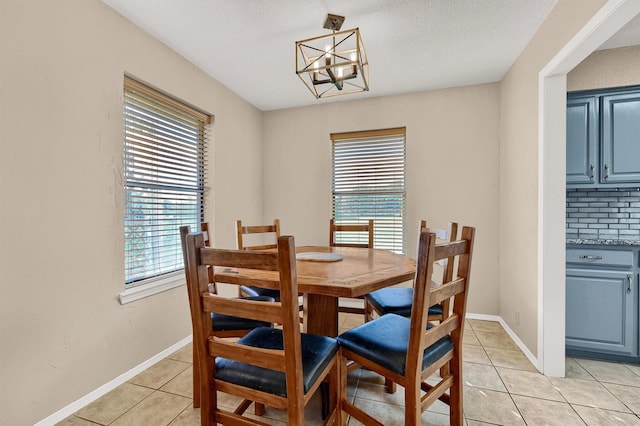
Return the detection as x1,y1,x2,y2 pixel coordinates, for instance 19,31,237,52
57,317,640,425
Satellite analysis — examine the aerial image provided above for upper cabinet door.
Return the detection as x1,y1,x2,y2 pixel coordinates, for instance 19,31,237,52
601,91,640,184
567,95,598,186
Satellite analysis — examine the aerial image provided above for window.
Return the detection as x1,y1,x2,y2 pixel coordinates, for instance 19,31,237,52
331,128,406,253
123,76,209,291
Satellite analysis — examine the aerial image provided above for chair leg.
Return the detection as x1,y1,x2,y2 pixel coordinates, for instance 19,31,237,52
364,299,373,322
338,355,349,426
384,378,397,393
200,372,212,426
321,382,330,419
254,403,265,416
323,359,341,424
450,381,464,426
193,348,201,408
439,363,450,378
450,356,464,424
404,380,421,426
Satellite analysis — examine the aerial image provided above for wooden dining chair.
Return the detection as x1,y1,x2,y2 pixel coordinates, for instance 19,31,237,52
236,218,281,250
364,220,458,392
365,220,458,321
236,219,282,300
329,219,374,250
338,226,475,426
183,232,341,425
180,226,273,412
329,219,374,316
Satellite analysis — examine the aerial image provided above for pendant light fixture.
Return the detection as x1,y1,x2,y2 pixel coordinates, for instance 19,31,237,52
295,14,369,99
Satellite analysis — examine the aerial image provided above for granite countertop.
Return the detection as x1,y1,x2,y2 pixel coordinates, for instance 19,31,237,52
567,238,640,246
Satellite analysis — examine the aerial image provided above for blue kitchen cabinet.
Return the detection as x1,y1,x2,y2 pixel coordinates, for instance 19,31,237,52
566,95,598,185
567,86,640,188
601,90,640,184
566,246,639,360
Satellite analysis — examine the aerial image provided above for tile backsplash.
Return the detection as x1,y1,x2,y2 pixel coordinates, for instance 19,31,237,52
567,188,640,240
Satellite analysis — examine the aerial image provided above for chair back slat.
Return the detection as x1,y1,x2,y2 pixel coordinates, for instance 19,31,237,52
423,314,461,348
208,339,286,372
240,243,277,251
429,278,465,306
433,239,468,262
200,248,279,271
240,224,279,234
202,293,283,324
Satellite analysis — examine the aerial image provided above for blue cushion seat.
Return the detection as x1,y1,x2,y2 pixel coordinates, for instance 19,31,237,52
365,287,442,317
239,285,281,300
215,327,338,397
212,296,274,331
337,313,453,376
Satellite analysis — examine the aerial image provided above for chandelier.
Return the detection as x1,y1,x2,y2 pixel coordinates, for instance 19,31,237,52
295,14,369,99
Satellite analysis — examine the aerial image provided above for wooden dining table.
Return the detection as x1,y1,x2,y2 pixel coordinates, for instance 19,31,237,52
214,245,416,337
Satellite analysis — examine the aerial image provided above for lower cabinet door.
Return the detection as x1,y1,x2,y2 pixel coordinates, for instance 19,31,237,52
566,268,638,357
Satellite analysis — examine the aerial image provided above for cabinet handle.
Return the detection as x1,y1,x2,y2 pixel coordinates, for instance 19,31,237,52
579,255,603,260
628,275,632,294
589,164,595,180
604,164,609,181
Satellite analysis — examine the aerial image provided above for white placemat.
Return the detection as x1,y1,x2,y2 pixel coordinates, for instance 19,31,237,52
296,252,344,262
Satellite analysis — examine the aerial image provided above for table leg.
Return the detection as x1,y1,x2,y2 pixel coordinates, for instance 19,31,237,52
303,293,339,337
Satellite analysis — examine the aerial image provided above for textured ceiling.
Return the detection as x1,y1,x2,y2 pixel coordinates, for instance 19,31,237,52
100,1,638,111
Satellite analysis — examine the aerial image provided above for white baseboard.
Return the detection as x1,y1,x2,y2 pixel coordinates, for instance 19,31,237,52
466,312,541,372
34,335,192,426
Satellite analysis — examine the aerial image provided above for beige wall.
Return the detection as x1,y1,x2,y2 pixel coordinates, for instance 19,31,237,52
498,0,607,354
262,84,501,316
568,45,640,91
0,1,263,424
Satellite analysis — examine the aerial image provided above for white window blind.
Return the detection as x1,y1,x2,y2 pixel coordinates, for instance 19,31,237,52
123,77,209,286
331,128,406,253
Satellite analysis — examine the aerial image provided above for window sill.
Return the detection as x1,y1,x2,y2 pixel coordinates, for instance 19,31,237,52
119,271,185,304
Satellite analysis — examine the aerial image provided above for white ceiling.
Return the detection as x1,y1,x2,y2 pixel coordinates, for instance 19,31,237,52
101,0,639,112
